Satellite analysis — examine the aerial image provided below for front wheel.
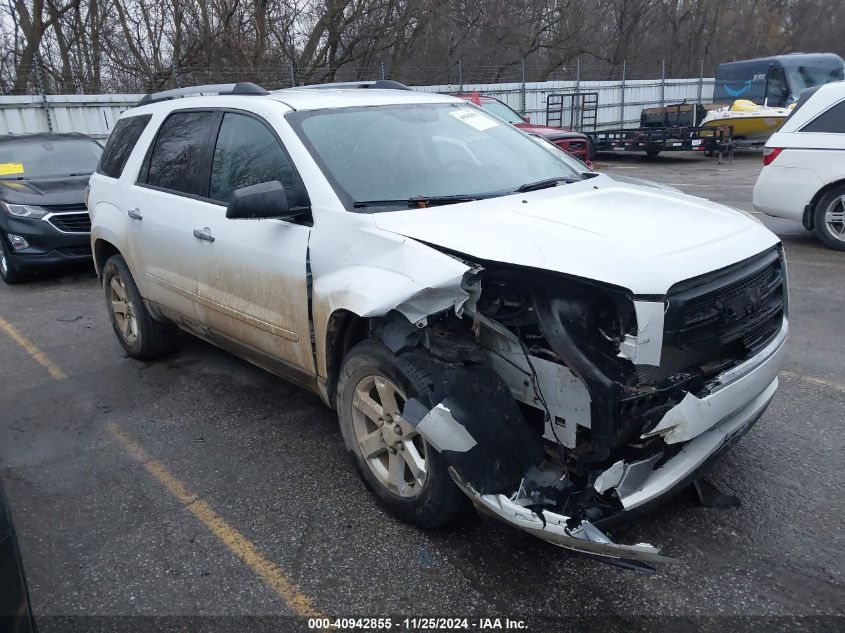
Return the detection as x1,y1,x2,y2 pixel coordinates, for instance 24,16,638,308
0,235,24,284
814,186,845,251
336,340,468,529
102,254,177,359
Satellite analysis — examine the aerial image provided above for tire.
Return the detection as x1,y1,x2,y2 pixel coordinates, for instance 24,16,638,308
336,340,468,529
645,149,661,157
102,254,177,359
586,136,597,161
814,185,845,251
0,234,24,285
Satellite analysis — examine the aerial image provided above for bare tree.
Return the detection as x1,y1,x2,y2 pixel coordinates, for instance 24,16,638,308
11,0,80,92
1,0,843,93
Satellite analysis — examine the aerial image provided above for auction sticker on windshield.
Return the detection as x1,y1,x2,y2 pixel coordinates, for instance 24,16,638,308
449,108,499,131
0,163,24,176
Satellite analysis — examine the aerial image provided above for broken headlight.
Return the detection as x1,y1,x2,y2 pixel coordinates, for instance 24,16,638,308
531,275,637,374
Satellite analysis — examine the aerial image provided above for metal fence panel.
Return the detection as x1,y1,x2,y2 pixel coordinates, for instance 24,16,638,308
0,77,716,137
416,78,715,128
0,94,141,137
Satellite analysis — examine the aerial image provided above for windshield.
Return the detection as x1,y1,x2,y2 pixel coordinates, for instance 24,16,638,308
478,99,525,124
785,65,845,95
0,138,102,180
288,103,582,211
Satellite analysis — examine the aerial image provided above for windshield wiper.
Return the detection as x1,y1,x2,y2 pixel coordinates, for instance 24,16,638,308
515,177,579,193
353,194,480,209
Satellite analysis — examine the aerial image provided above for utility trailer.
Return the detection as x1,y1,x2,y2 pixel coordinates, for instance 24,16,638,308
587,125,733,157
546,93,733,158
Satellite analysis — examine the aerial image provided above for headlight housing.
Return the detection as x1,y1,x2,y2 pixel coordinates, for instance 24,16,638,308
1,202,48,219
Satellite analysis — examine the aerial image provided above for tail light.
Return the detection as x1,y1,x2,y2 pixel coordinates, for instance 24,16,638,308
763,147,783,166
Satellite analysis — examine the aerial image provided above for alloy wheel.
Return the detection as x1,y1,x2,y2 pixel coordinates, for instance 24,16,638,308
110,274,138,343
350,374,428,498
824,195,845,243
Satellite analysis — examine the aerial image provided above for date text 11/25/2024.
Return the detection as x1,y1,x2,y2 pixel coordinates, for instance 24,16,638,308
307,617,528,630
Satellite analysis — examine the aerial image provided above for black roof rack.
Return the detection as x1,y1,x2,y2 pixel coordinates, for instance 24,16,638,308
298,80,412,91
137,82,269,106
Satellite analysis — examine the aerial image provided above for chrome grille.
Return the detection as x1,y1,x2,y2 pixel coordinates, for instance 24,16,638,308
47,211,91,233
43,203,88,213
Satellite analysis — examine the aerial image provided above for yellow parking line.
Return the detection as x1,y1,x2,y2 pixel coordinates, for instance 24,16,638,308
107,422,326,619
780,370,845,393
0,315,67,380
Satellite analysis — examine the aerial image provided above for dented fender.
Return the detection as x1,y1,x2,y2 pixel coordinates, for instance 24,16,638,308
309,218,472,384
316,265,469,323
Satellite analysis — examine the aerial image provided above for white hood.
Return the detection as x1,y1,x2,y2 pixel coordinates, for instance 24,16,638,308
373,176,779,295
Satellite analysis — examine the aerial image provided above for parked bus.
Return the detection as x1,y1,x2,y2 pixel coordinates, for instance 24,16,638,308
714,53,845,107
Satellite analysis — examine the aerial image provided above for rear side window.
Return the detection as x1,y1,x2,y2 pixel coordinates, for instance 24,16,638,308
144,111,219,196
209,112,305,206
800,100,845,133
98,115,151,178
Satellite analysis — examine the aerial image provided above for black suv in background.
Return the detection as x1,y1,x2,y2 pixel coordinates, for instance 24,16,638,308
0,133,102,284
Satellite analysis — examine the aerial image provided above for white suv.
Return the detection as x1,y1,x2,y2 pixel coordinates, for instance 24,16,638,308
89,81,788,569
753,80,845,250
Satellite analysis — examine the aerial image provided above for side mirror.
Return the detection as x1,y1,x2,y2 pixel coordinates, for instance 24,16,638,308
225,181,304,220
523,115,531,124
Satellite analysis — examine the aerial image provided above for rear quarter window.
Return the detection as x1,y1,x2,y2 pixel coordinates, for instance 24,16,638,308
98,115,152,178
800,100,845,133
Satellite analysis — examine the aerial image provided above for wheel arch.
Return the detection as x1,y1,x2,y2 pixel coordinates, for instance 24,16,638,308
93,238,121,279
804,178,845,231
323,308,370,409
310,258,473,408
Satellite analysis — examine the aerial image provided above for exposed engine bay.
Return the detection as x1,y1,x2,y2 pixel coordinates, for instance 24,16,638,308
370,246,787,571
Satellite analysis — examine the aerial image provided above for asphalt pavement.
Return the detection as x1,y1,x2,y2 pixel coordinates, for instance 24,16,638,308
0,151,842,632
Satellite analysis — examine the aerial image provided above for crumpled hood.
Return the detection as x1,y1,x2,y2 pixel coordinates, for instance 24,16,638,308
0,175,90,206
373,175,780,295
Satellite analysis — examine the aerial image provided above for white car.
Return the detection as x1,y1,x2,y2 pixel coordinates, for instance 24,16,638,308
88,82,788,570
753,80,845,250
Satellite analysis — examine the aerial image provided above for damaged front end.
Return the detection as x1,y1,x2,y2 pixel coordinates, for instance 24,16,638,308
374,246,787,571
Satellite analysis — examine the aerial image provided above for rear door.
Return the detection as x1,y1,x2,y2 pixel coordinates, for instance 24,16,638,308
193,110,315,378
127,110,221,323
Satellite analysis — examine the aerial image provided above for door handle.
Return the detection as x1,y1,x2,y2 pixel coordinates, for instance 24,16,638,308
127,208,143,220
193,227,215,242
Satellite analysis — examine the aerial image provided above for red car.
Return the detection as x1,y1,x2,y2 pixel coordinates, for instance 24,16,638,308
454,93,594,166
